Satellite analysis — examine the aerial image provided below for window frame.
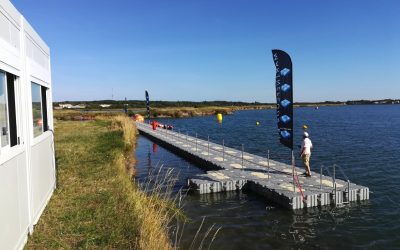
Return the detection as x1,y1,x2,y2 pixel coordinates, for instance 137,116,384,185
41,86,48,132
30,81,50,143
31,82,44,138
0,70,22,161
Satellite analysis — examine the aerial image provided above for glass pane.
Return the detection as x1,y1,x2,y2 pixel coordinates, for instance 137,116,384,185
0,72,9,147
31,83,43,137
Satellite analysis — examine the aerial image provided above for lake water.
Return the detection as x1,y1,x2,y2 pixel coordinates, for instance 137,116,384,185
134,105,400,249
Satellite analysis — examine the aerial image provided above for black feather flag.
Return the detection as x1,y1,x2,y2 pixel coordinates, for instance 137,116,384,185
272,49,293,149
145,90,150,119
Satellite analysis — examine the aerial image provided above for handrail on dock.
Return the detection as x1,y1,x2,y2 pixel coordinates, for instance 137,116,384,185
156,125,294,175
136,122,369,210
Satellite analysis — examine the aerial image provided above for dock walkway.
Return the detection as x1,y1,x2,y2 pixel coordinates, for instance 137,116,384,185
136,122,369,209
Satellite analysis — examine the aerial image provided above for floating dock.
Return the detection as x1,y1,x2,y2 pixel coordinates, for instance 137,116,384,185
136,122,369,210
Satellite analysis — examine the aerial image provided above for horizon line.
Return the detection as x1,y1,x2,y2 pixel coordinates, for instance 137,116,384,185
53,98,400,104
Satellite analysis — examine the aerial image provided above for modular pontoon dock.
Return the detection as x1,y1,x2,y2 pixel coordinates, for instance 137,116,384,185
136,122,369,210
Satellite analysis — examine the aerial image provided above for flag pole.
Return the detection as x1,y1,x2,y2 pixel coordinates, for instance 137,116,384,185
291,149,295,193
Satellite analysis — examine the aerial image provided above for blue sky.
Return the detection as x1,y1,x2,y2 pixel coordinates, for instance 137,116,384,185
11,0,400,102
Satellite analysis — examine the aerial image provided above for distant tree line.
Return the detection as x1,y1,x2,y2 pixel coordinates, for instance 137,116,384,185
53,99,399,110
54,100,275,109
345,99,399,105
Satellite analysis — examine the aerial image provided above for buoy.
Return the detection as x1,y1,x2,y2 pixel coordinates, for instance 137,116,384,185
303,125,308,130
256,121,260,126
133,114,144,123
216,113,223,123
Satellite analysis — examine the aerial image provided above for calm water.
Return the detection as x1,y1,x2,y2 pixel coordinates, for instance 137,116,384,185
135,105,400,249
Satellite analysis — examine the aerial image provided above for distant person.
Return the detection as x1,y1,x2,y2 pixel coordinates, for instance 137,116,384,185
300,132,313,177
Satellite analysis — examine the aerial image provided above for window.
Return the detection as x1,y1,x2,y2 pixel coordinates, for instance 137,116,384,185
7,73,17,146
41,86,48,132
31,82,48,137
0,72,9,146
0,71,18,147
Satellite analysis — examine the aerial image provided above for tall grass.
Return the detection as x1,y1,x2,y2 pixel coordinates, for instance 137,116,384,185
25,115,173,249
25,115,220,249
94,116,221,249
137,163,221,250
110,115,137,151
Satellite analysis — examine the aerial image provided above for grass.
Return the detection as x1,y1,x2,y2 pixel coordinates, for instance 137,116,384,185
53,110,120,121
150,106,235,118
25,115,175,249
53,104,275,120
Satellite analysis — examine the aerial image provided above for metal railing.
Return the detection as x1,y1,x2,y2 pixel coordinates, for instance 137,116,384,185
137,123,281,173
319,164,351,205
137,122,353,200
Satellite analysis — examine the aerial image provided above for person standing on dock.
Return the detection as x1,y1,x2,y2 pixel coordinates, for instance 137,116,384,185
300,132,313,177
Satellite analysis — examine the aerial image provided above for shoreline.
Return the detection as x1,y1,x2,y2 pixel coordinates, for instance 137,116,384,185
53,102,398,120
54,103,349,120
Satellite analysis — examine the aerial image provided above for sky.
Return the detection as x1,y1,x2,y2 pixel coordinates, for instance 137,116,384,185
11,0,400,102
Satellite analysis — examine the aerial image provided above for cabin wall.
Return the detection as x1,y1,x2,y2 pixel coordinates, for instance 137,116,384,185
30,136,55,225
0,153,29,250
0,0,55,249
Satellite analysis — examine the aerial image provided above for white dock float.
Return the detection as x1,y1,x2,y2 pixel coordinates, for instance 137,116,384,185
136,122,369,210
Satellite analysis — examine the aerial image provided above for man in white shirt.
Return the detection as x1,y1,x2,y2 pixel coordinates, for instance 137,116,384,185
300,132,313,177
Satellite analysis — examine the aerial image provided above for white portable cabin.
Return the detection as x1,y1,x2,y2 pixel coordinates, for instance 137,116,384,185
0,0,55,249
